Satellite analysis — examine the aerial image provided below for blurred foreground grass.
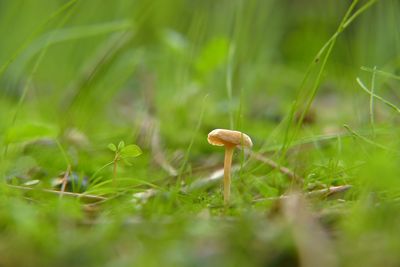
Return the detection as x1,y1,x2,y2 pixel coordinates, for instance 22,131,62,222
1,0,400,266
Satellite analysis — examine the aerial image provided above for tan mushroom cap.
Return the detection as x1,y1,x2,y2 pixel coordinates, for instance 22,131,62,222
207,129,253,148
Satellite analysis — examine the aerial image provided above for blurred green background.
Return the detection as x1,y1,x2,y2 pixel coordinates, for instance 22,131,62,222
0,0,400,266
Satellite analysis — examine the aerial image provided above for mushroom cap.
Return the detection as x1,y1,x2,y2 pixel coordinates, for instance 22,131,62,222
207,129,253,148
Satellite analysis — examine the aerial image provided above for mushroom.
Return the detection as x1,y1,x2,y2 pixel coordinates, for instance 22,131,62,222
207,129,253,205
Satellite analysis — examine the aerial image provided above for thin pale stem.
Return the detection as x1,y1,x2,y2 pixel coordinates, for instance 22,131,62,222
224,146,234,205
60,164,71,199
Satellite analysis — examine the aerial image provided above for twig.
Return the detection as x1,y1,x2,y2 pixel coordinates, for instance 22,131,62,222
7,184,107,201
306,185,352,198
253,185,352,202
249,151,303,181
59,164,71,198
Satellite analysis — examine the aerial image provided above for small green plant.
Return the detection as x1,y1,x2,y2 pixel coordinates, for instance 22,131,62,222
108,141,142,186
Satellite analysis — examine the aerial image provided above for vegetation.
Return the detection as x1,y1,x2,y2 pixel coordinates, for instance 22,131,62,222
0,0,399,266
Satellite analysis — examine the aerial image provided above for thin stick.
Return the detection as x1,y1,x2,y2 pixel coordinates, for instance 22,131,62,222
249,151,303,181
306,185,352,198
253,185,352,202
7,184,107,201
59,164,71,198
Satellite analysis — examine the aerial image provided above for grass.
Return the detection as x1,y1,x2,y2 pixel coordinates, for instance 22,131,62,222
1,0,400,266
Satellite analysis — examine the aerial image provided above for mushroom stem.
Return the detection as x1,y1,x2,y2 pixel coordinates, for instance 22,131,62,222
224,145,234,205
207,129,252,205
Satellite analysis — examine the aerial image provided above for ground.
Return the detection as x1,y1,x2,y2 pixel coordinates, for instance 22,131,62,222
0,0,399,266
